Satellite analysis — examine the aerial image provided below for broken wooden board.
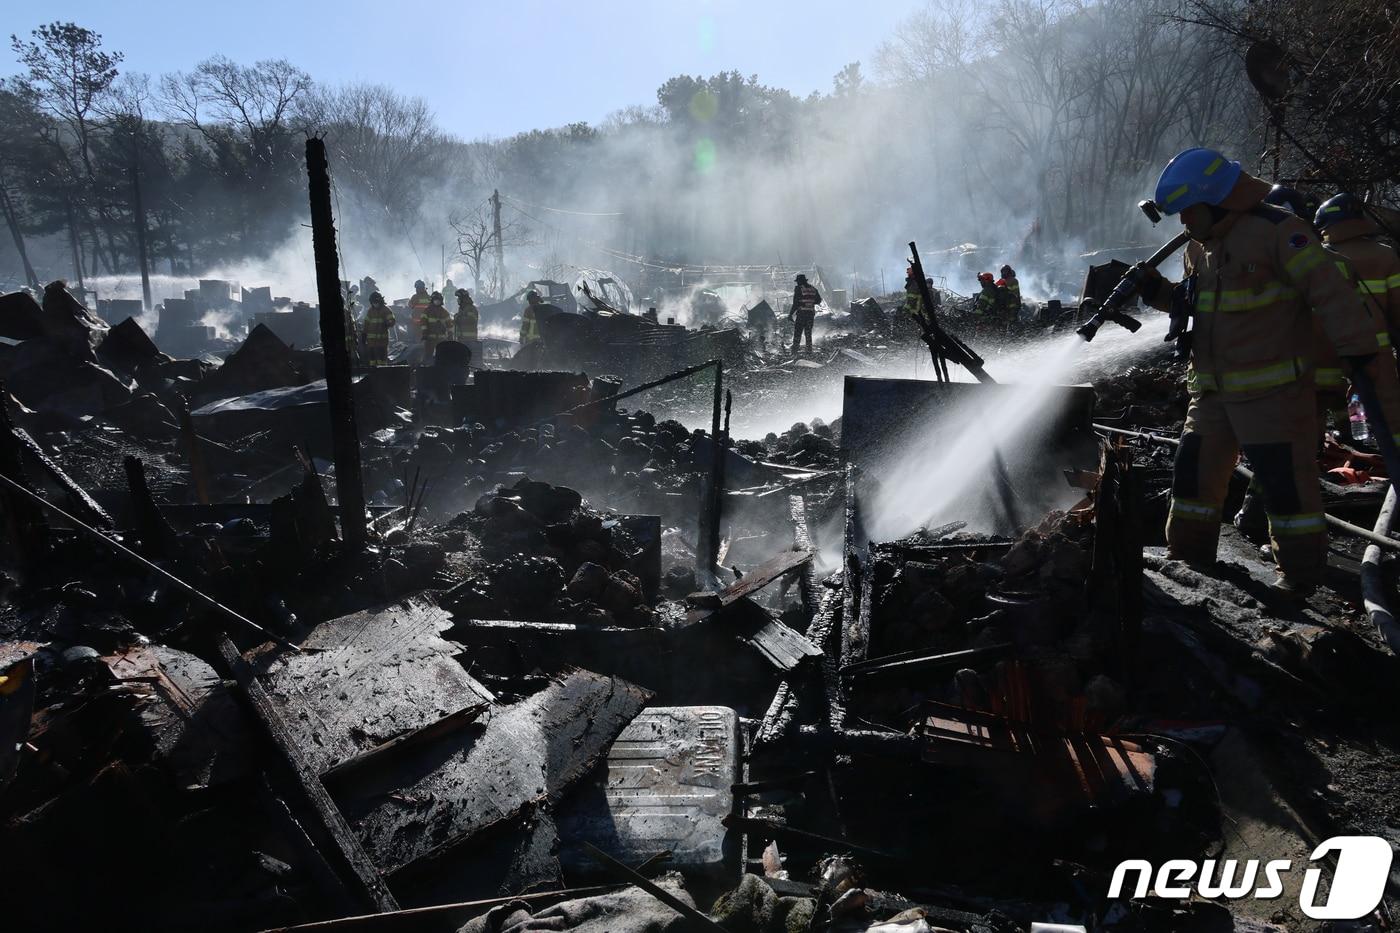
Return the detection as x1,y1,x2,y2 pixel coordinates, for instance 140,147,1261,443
12,422,112,528
333,669,651,875
788,495,818,614
684,548,813,625
252,600,495,775
217,636,400,914
102,644,253,790
715,598,822,672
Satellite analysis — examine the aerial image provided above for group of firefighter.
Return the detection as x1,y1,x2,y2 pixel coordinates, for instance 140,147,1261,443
902,266,1024,332
346,278,482,368
894,146,1400,597
1119,147,1399,597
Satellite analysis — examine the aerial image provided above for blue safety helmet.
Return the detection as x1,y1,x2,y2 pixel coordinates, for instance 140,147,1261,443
1314,193,1366,232
1262,185,1312,219
1153,147,1243,215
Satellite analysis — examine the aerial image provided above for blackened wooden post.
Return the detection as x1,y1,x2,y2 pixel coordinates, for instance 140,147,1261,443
305,137,367,550
699,361,724,578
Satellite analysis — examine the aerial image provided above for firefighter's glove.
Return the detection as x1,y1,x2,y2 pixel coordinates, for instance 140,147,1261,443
1133,262,1165,304
1164,312,1189,344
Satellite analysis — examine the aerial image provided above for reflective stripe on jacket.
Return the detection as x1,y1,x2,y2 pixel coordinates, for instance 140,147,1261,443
455,307,478,341
1326,228,1400,344
792,284,821,316
520,307,542,344
364,306,395,344
1311,254,1391,390
1001,278,1021,310
422,305,452,340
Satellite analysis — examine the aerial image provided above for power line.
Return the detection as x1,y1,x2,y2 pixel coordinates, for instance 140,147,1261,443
499,193,624,218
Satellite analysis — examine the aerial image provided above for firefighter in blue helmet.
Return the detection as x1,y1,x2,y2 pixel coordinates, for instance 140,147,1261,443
1137,148,1400,595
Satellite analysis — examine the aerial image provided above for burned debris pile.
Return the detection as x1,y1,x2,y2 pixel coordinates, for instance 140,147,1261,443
0,282,1398,933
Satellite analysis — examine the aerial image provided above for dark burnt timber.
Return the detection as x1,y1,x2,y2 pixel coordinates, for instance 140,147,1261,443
333,669,651,876
0,384,48,558
253,601,494,776
305,136,367,550
684,548,813,624
2,388,109,530
123,455,177,559
698,361,725,580
216,636,400,915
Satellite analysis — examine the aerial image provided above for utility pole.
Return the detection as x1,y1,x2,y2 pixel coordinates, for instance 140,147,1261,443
0,176,39,291
304,137,367,551
130,159,153,311
491,188,504,299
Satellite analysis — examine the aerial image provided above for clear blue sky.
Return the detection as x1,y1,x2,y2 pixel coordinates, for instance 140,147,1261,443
9,0,926,137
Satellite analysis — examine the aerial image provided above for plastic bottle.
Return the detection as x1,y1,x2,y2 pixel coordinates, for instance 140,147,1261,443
1349,392,1370,442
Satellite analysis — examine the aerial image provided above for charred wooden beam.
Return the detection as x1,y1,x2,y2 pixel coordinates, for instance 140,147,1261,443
305,137,367,550
788,494,818,618
123,456,177,559
216,637,399,914
698,361,725,579
176,399,211,505
0,384,48,558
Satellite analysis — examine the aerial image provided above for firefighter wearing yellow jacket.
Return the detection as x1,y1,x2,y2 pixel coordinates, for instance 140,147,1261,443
1316,193,1400,352
1138,148,1400,594
363,292,396,368
1259,185,1357,436
421,291,453,360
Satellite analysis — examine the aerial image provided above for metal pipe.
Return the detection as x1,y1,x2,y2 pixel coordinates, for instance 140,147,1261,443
1093,423,1400,552
1361,485,1400,654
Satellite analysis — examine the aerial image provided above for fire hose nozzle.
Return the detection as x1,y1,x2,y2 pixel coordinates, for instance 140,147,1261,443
1077,309,1142,342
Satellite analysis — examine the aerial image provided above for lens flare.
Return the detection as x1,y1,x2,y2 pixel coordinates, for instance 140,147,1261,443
694,138,717,173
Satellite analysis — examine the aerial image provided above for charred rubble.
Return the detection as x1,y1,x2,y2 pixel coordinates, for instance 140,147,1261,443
0,277,1399,933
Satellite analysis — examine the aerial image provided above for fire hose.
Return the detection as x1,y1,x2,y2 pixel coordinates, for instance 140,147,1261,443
1361,485,1400,654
